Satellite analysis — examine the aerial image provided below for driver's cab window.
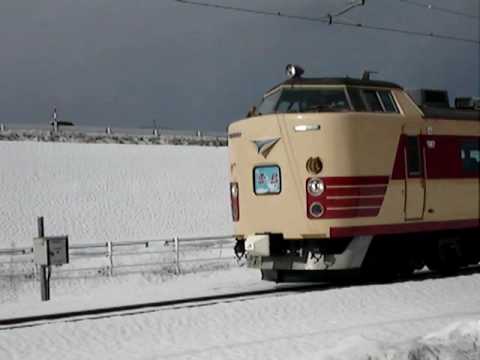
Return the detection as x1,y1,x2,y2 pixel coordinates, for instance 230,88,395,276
275,87,350,113
276,99,300,113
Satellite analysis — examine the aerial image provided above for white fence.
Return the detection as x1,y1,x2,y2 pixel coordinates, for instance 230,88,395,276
0,235,239,279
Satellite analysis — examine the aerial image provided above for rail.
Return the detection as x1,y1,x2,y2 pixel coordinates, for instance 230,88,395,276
0,235,239,278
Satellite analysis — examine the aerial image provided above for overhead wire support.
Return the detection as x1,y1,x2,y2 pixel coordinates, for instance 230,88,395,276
332,0,365,18
328,0,365,25
398,0,479,21
173,0,480,45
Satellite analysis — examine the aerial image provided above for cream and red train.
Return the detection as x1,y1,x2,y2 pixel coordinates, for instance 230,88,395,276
228,65,479,281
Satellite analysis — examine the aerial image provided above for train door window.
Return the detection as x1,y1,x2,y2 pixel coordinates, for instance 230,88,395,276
406,136,423,177
363,90,384,112
460,139,480,174
347,88,367,111
378,90,399,113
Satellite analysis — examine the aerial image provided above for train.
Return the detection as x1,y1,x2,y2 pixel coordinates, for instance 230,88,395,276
228,65,479,282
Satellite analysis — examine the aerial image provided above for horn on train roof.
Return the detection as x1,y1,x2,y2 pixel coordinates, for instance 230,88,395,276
285,64,304,79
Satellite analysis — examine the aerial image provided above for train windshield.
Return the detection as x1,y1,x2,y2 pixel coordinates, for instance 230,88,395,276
256,87,351,115
256,89,282,115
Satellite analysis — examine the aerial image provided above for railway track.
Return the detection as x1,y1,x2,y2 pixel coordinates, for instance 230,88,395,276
2,265,479,331
0,283,331,330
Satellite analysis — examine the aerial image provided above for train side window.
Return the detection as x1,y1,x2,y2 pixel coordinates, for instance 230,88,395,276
460,139,480,173
406,136,423,177
363,90,384,112
378,90,399,113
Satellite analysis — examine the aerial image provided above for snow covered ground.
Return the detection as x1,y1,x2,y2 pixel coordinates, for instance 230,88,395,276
2,270,480,360
1,141,480,359
0,141,231,247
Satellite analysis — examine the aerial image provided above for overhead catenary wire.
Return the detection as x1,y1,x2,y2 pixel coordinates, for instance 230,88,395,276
173,0,480,44
398,0,479,21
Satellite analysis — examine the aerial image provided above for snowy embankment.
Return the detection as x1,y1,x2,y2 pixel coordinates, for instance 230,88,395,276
0,128,227,146
1,141,480,360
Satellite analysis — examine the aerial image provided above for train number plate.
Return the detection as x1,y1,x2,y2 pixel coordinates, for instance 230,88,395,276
254,165,281,195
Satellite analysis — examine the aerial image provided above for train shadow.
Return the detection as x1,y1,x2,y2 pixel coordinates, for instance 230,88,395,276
271,265,480,293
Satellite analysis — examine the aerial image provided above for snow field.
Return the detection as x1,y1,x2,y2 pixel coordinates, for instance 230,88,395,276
0,141,232,247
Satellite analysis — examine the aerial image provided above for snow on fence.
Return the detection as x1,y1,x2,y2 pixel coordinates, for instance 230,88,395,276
0,235,239,279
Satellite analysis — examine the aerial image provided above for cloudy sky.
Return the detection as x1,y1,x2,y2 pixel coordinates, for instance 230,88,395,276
0,0,478,131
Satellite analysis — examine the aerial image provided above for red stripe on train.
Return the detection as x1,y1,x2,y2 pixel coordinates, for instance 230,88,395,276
323,176,389,186
322,208,380,219
330,219,480,238
307,176,390,219
391,134,479,180
324,197,384,207
324,186,387,197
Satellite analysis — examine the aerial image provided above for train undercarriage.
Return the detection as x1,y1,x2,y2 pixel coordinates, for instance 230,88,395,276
235,227,480,282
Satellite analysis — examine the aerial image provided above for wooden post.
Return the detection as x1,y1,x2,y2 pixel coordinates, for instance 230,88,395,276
37,217,50,301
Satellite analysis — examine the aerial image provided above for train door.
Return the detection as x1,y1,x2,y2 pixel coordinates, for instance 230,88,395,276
404,135,425,220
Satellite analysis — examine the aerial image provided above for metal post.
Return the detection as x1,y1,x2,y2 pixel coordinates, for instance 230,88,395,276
37,217,50,301
174,237,180,274
107,241,113,276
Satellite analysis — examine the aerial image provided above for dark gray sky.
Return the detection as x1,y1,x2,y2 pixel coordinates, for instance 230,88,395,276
0,0,478,131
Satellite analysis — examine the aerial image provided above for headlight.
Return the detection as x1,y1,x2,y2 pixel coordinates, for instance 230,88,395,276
307,178,325,197
230,182,240,222
285,64,305,79
309,202,325,218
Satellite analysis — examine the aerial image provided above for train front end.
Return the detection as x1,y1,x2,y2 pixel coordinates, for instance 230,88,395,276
227,66,408,280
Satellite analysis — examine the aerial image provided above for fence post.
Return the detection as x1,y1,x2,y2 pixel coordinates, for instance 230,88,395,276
107,241,113,276
174,237,180,274
219,238,224,259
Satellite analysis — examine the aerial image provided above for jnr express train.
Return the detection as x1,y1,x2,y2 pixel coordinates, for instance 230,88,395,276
228,65,480,281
